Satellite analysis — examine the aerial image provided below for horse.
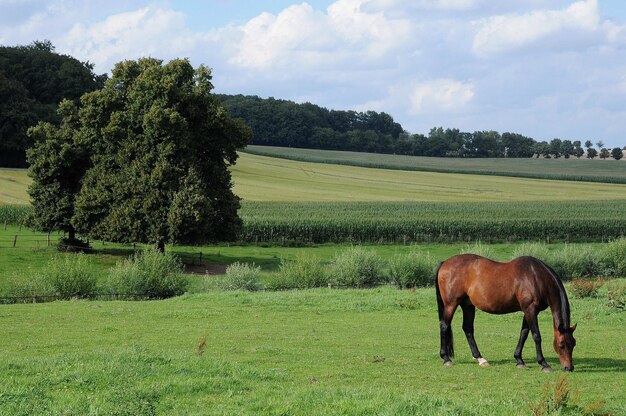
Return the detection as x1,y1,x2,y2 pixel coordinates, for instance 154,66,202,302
435,254,576,372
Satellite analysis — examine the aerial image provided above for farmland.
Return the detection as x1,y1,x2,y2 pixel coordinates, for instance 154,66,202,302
243,145,626,184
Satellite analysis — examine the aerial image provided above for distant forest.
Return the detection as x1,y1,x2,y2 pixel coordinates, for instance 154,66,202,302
0,41,622,168
219,94,621,159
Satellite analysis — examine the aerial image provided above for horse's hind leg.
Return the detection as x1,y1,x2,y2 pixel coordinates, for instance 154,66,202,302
514,317,530,368
439,304,457,366
461,302,488,367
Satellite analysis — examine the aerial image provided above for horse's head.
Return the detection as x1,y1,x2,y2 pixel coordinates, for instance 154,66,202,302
553,324,577,371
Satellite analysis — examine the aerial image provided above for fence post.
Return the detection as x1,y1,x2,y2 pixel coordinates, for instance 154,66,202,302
47,232,51,247
199,252,202,265
13,235,17,247
3,221,6,230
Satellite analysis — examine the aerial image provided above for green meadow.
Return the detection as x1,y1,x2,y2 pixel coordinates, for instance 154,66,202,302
0,288,624,415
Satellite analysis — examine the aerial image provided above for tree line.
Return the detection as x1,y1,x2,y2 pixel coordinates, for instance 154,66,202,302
219,95,624,159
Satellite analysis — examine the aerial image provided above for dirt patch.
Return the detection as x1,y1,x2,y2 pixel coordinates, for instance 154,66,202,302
184,263,228,275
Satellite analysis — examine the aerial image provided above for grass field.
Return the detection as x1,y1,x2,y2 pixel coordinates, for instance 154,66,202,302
0,287,624,415
231,153,626,202
243,145,626,184
4,153,626,205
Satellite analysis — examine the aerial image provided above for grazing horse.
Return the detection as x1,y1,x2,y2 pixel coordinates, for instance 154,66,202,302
435,254,576,372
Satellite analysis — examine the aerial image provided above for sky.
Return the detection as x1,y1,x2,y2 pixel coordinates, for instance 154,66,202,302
1,0,625,147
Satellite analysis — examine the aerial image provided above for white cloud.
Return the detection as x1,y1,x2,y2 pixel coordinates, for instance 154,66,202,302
230,0,412,70
410,79,475,113
472,0,600,56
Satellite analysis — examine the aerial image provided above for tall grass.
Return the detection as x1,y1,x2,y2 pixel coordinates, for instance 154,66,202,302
388,250,435,288
331,247,386,288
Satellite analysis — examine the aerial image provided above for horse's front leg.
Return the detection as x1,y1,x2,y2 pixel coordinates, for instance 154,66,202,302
524,309,552,372
513,317,530,368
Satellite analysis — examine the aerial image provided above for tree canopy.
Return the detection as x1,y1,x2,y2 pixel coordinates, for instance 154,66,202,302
0,40,106,167
28,58,250,249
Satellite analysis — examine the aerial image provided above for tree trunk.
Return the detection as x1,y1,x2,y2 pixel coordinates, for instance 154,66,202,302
156,239,165,253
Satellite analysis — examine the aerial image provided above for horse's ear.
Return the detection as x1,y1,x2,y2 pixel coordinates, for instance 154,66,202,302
571,323,577,332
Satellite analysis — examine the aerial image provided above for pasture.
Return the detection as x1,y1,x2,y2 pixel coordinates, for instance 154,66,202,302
0,288,624,415
243,145,626,184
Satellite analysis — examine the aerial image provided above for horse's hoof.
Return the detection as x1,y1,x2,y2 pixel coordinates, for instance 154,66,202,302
516,364,527,369
542,366,553,373
443,361,453,367
478,358,490,367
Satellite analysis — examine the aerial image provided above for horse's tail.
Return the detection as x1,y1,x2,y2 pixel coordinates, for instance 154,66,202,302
435,261,454,358
435,261,444,322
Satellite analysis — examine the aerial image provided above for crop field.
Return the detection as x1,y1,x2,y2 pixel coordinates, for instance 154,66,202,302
0,168,29,205
0,288,624,415
243,145,626,184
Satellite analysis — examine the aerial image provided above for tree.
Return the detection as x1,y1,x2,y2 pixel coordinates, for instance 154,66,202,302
560,140,573,159
549,139,562,158
30,58,250,251
611,147,623,160
27,100,88,243
596,140,604,149
0,40,106,167
584,140,593,149
599,148,610,160
586,148,598,159
572,141,584,158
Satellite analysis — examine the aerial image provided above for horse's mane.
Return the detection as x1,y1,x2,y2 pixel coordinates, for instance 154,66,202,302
537,259,571,331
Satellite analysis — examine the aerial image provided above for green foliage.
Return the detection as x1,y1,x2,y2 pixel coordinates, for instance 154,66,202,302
271,254,329,289
0,41,105,167
219,262,262,291
27,57,250,247
602,238,626,277
511,242,550,259
461,241,495,259
0,205,31,225
331,247,386,287
546,245,598,281
107,249,188,299
388,250,435,288
239,200,626,244
41,254,97,299
611,147,623,160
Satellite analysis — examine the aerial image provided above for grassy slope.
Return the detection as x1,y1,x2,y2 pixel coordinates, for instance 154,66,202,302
0,168,29,204
4,153,626,204
231,153,626,202
243,145,626,183
0,288,623,415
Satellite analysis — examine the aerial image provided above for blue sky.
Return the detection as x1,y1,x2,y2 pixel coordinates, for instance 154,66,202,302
1,0,625,147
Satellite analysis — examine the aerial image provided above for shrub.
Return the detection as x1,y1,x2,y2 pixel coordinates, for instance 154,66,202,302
570,278,604,298
460,241,495,259
512,242,550,260
1,273,55,303
607,281,626,311
601,238,626,277
107,249,188,299
547,245,598,281
388,251,435,288
219,262,262,291
331,247,386,288
275,254,328,289
43,254,97,299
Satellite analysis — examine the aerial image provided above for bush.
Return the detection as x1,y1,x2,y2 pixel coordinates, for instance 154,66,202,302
43,254,97,299
219,262,262,291
601,238,626,277
547,245,598,281
274,254,328,289
607,281,626,311
388,251,435,288
107,249,188,299
461,241,495,259
570,278,604,298
331,247,386,288
511,242,550,260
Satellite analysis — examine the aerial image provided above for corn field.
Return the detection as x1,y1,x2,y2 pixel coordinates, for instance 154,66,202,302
239,200,626,243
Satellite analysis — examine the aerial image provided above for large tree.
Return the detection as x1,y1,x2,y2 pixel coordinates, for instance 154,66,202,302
29,58,250,250
0,41,106,167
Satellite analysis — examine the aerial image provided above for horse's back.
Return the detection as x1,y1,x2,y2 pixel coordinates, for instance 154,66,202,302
437,254,544,314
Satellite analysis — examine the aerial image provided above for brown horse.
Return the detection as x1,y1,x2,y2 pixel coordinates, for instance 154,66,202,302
435,254,576,372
